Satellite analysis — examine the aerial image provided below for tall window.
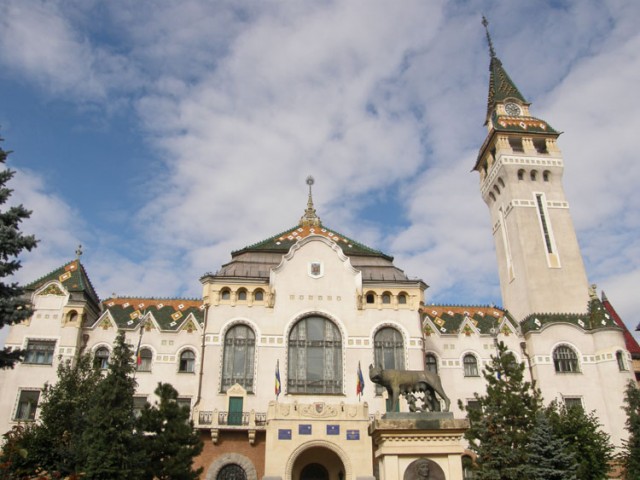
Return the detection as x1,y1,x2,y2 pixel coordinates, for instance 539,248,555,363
24,340,56,365
138,348,153,372
553,345,579,373
536,194,555,254
288,316,342,394
15,390,40,421
222,325,255,392
374,327,404,395
463,354,479,377
425,353,438,374
179,350,196,373
94,347,110,370
616,351,627,371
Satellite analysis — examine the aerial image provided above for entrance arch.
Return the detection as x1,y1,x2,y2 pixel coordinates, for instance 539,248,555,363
287,441,350,480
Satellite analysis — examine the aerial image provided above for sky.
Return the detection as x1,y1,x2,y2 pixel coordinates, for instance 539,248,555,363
1,0,639,346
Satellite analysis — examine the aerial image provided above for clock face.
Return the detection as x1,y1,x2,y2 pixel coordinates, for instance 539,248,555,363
505,102,521,116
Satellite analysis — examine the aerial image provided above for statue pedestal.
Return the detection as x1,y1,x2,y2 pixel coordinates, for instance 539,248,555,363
368,413,469,480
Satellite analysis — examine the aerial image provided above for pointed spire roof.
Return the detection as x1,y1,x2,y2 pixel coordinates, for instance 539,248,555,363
482,17,528,124
299,175,321,227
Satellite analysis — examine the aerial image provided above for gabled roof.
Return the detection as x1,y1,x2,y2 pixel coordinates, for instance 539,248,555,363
98,297,205,331
25,260,100,306
601,292,640,358
231,224,392,261
520,296,618,334
421,304,517,336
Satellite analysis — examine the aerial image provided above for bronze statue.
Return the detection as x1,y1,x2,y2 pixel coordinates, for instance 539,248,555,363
369,365,451,412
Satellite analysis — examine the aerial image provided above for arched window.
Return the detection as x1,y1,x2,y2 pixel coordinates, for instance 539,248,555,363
425,353,438,374
217,464,247,480
553,345,579,373
254,289,264,302
493,185,500,195
288,316,342,394
237,289,247,301
398,293,407,305
220,289,231,301
374,327,404,394
365,292,375,304
67,310,78,323
94,347,109,370
179,350,196,373
137,348,153,372
222,325,255,392
489,192,496,202
498,177,505,188
543,170,550,182
530,170,538,181
616,351,627,371
463,354,479,377
517,169,525,181
381,292,391,304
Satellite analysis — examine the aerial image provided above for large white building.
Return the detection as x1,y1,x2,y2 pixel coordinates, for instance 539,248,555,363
1,30,639,480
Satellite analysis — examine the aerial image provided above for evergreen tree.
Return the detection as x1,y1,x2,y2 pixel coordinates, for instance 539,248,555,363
545,400,613,480
82,331,144,480
527,412,577,480
34,353,103,476
460,341,542,480
620,380,640,480
137,383,203,480
0,135,38,369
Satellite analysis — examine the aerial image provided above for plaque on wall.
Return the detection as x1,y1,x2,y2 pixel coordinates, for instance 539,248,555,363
299,424,312,435
346,430,360,440
326,425,340,435
278,429,292,440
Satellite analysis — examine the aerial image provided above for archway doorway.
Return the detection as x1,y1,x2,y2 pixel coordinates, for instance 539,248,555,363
300,463,328,480
292,446,345,480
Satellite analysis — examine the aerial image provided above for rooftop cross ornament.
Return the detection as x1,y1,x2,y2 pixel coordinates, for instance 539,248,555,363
482,16,496,58
299,175,321,227
75,244,83,260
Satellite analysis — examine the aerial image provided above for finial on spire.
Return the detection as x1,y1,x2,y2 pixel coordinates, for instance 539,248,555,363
75,244,83,260
482,16,496,59
299,175,321,227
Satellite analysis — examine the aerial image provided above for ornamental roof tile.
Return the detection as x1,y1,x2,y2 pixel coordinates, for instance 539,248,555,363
520,297,618,334
232,224,391,260
421,305,517,336
25,260,100,306
491,111,559,135
98,297,205,331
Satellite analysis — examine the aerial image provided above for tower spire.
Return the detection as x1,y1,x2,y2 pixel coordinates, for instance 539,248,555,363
299,176,321,227
482,16,528,125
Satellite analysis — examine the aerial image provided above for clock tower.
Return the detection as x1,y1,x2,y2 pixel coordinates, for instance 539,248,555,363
474,19,590,321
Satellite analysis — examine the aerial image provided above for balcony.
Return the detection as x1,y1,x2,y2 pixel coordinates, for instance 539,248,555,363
197,409,267,428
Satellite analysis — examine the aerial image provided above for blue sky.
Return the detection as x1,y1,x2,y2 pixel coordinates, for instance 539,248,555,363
1,1,639,344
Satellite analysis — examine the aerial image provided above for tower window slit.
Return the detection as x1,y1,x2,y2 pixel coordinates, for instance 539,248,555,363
536,194,554,254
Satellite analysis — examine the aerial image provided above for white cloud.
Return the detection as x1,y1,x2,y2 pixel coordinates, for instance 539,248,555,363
1,0,639,345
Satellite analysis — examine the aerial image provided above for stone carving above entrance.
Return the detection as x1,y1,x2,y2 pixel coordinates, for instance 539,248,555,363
299,402,338,418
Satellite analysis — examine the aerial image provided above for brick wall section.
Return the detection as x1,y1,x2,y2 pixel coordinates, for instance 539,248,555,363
195,430,267,479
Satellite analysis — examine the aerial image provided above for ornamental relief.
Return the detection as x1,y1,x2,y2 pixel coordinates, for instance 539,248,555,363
299,402,338,418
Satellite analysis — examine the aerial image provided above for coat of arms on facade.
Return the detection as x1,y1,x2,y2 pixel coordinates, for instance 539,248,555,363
308,261,323,278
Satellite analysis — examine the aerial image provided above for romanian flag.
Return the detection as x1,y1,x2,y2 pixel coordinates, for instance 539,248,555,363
356,361,365,399
275,360,281,398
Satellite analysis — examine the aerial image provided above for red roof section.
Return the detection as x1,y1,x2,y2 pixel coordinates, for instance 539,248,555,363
602,293,640,357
